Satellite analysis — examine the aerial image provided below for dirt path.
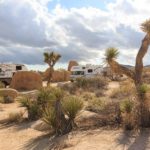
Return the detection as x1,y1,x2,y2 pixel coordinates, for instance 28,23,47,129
0,103,50,150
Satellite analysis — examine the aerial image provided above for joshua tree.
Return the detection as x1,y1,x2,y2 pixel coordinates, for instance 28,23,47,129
44,51,61,85
105,19,150,127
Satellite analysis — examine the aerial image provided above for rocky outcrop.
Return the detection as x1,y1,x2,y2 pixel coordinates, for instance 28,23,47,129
10,71,42,91
68,60,78,71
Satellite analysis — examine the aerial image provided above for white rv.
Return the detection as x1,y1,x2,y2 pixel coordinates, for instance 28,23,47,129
70,64,103,81
0,64,28,86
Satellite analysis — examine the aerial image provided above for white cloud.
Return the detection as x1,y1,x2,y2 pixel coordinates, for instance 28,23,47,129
0,0,150,69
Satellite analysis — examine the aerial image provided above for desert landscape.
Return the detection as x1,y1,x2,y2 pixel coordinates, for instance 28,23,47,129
1,0,150,150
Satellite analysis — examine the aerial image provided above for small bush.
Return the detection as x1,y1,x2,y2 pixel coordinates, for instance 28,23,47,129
42,107,56,129
110,85,135,99
120,99,134,130
19,96,40,120
8,111,24,123
63,96,83,121
0,81,5,88
138,84,149,97
120,99,134,113
75,77,108,91
95,90,105,97
37,87,54,106
86,98,106,113
82,92,94,101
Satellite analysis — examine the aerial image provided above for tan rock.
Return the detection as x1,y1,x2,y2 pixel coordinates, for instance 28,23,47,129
0,88,18,99
68,60,78,71
10,71,42,91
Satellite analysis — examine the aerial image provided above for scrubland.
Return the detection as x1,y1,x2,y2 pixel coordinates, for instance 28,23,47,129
0,72,150,150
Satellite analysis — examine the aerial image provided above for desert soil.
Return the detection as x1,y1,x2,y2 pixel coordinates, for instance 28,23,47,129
1,82,150,150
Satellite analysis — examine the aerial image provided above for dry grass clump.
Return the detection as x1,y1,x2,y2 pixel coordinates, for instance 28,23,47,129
82,92,95,101
8,111,24,123
86,98,106,113
110,82,135,99
75,77,108,91
0,81,5,88
120,99,135,130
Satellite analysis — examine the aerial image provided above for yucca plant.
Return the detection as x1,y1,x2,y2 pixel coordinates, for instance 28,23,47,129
19,96,40,120
44,51,61,85
37,87,55,107
63,96,83,122
138,84,149,97
42,106,56,130
105,47,119,62
141,19,150,34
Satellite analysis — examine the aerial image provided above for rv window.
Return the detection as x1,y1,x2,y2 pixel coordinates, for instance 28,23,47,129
16,66,22,70
88,69,93,73
72,71,84,75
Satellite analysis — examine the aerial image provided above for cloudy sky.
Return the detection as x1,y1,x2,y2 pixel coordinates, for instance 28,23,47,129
0,0,150,71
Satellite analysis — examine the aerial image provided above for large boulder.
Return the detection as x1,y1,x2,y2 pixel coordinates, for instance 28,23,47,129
10,71,42,91
43,69,70,82
68,60,78,71
0,88,18,99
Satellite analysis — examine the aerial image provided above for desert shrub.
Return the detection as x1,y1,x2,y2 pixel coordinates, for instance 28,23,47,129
110,84,135,99
19,87,65,121
37,87,54,107
86,98,106,113
19,96,40,120
60,83,77,94
3,95,14,103
120,99,134,130
138,84,149,98
42,95,83,133
95,90,105,97
63,96,83,121
0,81,5,88
8,111,24,123
82,92,94,101
42,107,56,130
75,77,108,91
0,96,4,103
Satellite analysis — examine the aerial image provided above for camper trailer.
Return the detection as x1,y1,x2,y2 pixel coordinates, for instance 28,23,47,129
0,64,28,86
70,64,103,81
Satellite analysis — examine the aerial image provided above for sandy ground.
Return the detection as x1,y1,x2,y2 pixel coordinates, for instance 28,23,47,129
1,82,150,150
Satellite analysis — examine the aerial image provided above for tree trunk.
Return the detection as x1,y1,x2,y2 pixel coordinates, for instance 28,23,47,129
47,67,54,85
108,60,135,80
54,99,72,135
134,34,150,127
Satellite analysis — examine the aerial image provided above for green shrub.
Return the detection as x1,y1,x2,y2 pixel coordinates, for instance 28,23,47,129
42,107,56,129
86,98,106,112
120,99,134,113
138,84,149,96
19,96,40,120
0,81,5,88
110,85,135,99
37,87,54,106
120,99,134,130
63,96,83,121
75,77,108,91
